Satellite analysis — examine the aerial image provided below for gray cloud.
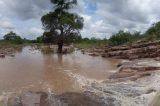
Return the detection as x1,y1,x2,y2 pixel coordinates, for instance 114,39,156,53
0,0,51,20
1,0,160,39
81,0,160,38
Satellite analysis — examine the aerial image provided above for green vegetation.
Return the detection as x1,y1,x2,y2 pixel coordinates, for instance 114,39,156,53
3,31,23,44
75,21,160,48
108,31,142,46
0,31,33,45
107,22,160,46
2,19,160,49
41,0,84,53
75,37,108,49
36,31,82,45
144,22,160,40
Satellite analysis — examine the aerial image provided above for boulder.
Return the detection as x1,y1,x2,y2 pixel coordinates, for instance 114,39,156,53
0,53,5,58
110,59,160,80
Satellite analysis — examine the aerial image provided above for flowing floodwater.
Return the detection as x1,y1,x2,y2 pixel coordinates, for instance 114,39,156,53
0,46,121,96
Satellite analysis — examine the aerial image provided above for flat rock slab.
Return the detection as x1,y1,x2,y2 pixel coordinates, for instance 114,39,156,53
21,92,41,106
8,92,106,106
110,59,160,80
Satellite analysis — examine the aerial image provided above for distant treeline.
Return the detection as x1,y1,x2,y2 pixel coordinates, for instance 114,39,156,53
36,21,160,46
0,31,37,44
108,21,160,46
1,21,160,46
77,21,160,47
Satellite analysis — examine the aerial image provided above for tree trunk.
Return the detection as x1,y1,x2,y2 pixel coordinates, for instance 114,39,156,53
58,42,63,53
58,28,64,53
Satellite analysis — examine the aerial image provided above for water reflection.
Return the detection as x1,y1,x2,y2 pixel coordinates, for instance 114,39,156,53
41,53,76,94
57,54,63,64
0,46,121,95
40,46,55,54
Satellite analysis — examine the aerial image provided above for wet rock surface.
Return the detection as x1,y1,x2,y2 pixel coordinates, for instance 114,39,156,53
7,91,107,106
84,59,160,106
0,45,23,58
110,59,160,81
82,40,160,60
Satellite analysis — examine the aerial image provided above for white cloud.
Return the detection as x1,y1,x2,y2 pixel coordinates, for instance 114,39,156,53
0,0,51,20
79,0,160,38
29,27,43,36
17,27,44,39
0,18,14,30
1,0,160,39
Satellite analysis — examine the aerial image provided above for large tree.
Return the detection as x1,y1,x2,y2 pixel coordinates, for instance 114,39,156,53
41,0,84,53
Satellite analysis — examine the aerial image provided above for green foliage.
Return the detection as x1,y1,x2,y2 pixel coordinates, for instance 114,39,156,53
51,0,77,11
109,31,131,46
36,31,82,44
36,36,44,43
108,31,142,46
41,11,84,36
75,21,160,48
64,33,82,44
41,32,55,43
76,37,108,49
3,31,23,44
145,22,160,40
41,0,84,53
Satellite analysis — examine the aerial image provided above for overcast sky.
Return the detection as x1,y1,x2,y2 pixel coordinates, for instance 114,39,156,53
0,0,160,39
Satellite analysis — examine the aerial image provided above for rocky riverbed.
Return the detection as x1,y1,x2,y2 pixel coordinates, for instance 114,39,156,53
79,40,160,106
82,40,160,60
85,59,160,106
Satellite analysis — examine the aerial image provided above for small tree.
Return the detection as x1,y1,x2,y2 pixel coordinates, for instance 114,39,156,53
41,0,84,53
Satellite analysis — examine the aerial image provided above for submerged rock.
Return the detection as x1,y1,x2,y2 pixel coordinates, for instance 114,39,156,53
83,59,160,106
110,59,160,81
7,91,107,106
0,53,5,58
88,53,99,56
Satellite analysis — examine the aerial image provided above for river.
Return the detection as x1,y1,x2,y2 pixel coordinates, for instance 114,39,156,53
0,46,121,97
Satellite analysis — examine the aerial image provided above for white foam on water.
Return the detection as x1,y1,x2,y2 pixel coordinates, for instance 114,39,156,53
64,69,102,89
109,71,160,106
70,67,160,106
62,67,160,106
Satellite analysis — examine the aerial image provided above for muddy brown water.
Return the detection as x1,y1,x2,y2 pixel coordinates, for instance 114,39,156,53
0,46,121,96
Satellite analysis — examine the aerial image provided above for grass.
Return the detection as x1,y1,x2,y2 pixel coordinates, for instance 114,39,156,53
75,41,107,49
0,41,22,46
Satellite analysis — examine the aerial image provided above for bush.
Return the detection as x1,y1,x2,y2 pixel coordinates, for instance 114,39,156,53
3,31,23,44
145,22,160,40
108,31,142,46
108,31,132,46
